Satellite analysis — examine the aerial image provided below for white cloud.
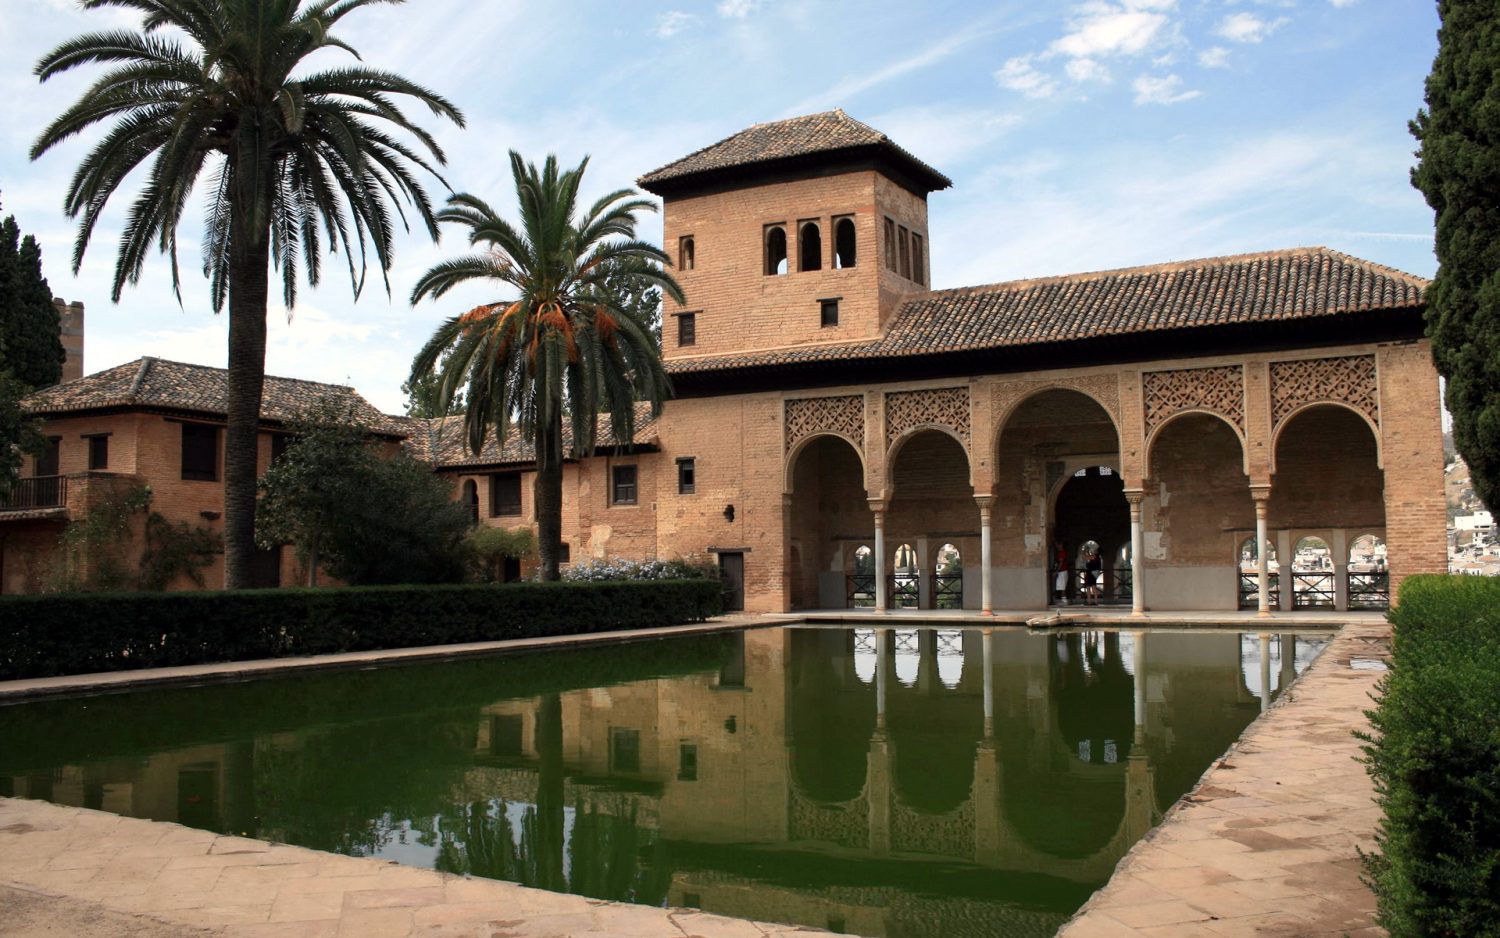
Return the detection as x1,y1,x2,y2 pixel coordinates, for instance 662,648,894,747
1217,12,1288,44
1050,2,1174,60
716,0,762,19
1198,46,1231,68
1133,73,1201,105
996,56,1059,98
1066,57,1111,83
653,10,697,38
1329,0,1358,6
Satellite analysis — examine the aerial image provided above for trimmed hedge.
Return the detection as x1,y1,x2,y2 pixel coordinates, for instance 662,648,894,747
0,579,723,680
1364,575,1500,937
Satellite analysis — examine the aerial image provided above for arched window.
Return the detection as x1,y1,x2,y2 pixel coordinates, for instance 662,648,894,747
461,479,479,525
935,543,962,609
1292,536,1334,609
679,236,695,271
764,225,787,275
799,222,822,271
852,544,874,576
1349,534,1386,569
1239,537,1278,571
834,217,856,268
893,543,918,608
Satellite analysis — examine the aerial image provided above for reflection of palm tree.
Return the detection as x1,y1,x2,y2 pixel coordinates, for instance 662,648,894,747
534,692,566,892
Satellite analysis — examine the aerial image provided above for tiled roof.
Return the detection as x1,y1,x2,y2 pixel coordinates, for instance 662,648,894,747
22,357,405,436
665,247,1429,375
406,404,660,469
638,109,952,193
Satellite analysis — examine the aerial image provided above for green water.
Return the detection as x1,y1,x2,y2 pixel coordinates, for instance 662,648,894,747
0,626,1326,938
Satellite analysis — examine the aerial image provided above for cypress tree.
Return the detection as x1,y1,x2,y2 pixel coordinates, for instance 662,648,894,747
0,197,64,389
1411,1,1500,511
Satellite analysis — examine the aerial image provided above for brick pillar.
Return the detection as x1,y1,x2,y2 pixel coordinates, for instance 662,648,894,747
1377,341,1447,603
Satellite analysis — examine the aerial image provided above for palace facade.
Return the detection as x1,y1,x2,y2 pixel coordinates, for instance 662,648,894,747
4,111,1446,613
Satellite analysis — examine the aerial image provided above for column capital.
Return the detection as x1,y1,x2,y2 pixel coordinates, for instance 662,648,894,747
974,494,994,510
1249,483,1272,502
1123,488,1145,507
867,497,887,515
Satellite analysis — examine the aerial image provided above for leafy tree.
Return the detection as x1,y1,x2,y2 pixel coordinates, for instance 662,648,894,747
0,199,64,389
257,398,470,585
0,365,47,501
33,0,465,588
402,350,467,418
409,153,682,580
1411,0,1500,511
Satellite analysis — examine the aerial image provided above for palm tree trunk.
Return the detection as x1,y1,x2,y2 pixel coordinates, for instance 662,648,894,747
223,145,271,591
534,413,564,581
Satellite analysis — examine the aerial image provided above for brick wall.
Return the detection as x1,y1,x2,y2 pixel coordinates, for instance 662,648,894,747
1147,413,1254,566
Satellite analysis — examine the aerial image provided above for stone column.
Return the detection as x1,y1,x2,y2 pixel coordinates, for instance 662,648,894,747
876,628,890,731
977,496,995,615
1277,530,1295,612
1126,490,1145,616
982,628,995,737
1332,529,1350,612
1279,633,1297,689
1252,486,1272,617
871,499,888,613
1132,630,1148,744
1258,632,1273,712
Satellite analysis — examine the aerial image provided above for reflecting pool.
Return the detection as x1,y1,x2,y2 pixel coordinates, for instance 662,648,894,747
0,626,1327,938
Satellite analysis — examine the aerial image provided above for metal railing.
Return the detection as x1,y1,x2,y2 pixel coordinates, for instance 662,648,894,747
1110,566,1133,603
1348,571,1390,610
2,475,67,511
1292,570,1336,609
934,573,963,609
890,574,920,608
846,574,876,608
1238,571,1281,609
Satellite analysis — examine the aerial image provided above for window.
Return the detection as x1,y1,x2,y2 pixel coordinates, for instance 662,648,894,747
764,225,788,275
558,542,571,564
612,465,638,505
490,714,524,756
180,423,218,481
898,225,911,279
611,728,641,773
911,233,925,285
883,217,897,270
678,743,699,781
677,457,696,495
85,434,108,470
37,437,60,477
677,311,696,347
461,479,479,524
271,433,293,464
799,221,822,271
490,472,522,516
679,235,695,271
820,298,839,328
834,216,856,268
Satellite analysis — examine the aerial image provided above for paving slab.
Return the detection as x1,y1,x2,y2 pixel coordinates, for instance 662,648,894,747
1058,618,1390,937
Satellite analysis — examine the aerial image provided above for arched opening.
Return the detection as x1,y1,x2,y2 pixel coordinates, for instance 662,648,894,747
461,479,479,525
1348,534,1389,608
834,217,856,268
1272,405,1384,610
678,236,694,271
764,226,788,275
787,435,870,611
995,389,1121,609
887,429,975,609
1147,412,1252,610
1237,536,1279,609
935,543,962,609
1056,470,1129,605
799,222,822,272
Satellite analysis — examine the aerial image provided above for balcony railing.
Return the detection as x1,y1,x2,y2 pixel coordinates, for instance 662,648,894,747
1348,571,1390,610
1238,571,1281,609
1292,570,1336,609
2,475,67,512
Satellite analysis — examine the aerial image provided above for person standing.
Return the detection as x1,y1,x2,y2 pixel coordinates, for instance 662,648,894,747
1084,546,1104,606
1052,539,1071,605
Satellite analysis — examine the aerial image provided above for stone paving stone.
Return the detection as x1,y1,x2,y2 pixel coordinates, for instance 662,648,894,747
1058,619,1392,938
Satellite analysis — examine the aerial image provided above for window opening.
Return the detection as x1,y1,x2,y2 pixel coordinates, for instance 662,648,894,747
461,479,479,525
898,225,911,279
677,457,695,495
678,311,696,347
911,232,925,285
86,434,108,470
883,218,897,270
611,728,641,773
834,216,856,268
678,743,698,781
799,221,822,271
679,235,695,271
764,225,788,275
820,299,839,328
612,465,638,505
491,473,521,516
180,424,218,481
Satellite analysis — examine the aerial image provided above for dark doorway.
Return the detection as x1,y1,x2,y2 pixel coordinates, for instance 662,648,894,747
501,555,522,583
1053,466,1130,603
718,552,745,612
250,545,282,589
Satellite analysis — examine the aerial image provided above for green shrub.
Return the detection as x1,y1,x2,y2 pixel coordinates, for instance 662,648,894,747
0,579,724,680
1363,575,1500,936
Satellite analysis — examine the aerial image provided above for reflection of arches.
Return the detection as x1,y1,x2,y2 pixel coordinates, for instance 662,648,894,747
1145,409,1248,475
788,630,875,803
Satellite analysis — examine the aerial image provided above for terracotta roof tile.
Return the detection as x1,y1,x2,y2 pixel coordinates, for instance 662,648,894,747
23,358,405,436
665,247,1428,375
639,110,951,193
406,403,660,469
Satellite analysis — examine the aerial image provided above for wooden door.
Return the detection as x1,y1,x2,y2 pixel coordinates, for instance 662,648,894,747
718,552,745,612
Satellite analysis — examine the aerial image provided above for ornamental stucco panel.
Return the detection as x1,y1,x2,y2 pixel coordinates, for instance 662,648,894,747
1143,365,1246,438
1270,355,1379,430
884,387,970,450
784,395,865,454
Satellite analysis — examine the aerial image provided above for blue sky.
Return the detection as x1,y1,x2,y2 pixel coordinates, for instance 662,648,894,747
0,0,1440,412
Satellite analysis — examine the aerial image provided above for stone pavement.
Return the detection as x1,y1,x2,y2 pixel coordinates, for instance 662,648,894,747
0,799,819,938
1057,619,1391,938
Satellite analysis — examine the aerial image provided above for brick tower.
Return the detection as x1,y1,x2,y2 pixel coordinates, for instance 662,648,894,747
638,110,951,361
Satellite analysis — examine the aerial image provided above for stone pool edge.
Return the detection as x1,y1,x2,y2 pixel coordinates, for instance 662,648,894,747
1055,617,1389,938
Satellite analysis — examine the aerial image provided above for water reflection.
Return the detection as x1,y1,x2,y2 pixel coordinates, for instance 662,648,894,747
0,627,1327,938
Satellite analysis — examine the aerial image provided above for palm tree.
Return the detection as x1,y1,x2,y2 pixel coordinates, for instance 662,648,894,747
410,152,681,581
32,0,464,589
